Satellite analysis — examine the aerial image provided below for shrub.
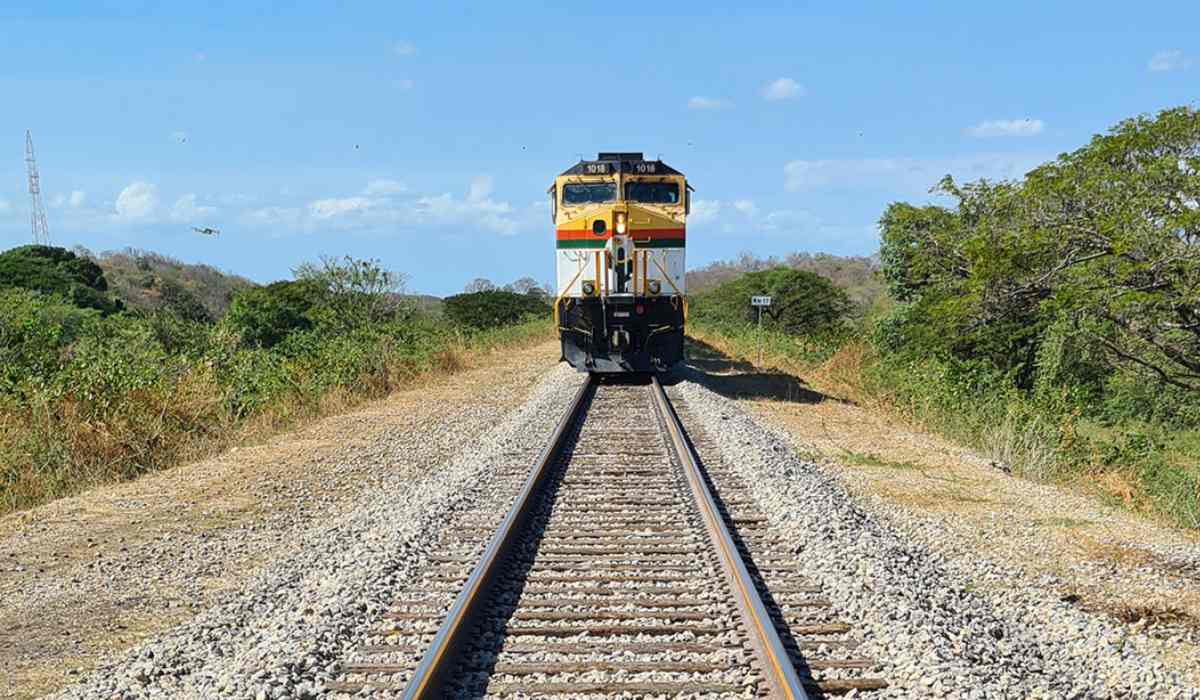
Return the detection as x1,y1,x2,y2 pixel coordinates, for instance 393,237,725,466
443,290,550,330
0,245,122,314
691,267,853,336
224,279,327,348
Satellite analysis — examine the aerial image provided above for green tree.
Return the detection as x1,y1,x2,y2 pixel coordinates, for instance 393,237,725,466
224,279,327,348
691,267,853,336
0,245,122,314
294,256,412,332
443,289,550,329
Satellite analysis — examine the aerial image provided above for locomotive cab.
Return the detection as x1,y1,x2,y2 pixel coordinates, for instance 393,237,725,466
551,152,689,373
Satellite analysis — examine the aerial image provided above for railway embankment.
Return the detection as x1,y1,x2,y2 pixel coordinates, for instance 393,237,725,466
679,341,1200,695
5,338,1199,698
0,340,566,700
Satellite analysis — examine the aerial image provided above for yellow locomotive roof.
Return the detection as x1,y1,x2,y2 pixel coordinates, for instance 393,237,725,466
558,152,685,177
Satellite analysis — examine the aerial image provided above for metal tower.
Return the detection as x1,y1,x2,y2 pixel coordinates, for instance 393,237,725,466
25,130,50,245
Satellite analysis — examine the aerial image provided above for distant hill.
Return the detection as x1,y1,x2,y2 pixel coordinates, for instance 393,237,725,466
84,247,257,321
405,294,445,317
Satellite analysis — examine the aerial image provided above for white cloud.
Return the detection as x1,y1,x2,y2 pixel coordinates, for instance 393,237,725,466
685,198,817,236
783,154,1044,193
687,96,732,110
965,118,1044,138
394,79,415,90
762,77,805,101
69,190,86,208
393,41,418,56
687,199,721,224
115,181,159,220
732,199,759,217
363,179,407,196
467,175,493,202
309,197,372,220
245,206,302,227
1148,49,1192,72
246,177,534,237
171,193,217,221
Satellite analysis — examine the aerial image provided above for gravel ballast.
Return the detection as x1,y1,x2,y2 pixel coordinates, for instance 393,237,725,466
672,372,1200,699
51,364,585,700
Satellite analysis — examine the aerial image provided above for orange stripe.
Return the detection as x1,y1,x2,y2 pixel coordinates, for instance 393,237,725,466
555,228,684,241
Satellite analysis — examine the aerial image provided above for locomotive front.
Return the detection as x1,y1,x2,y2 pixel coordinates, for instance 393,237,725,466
551,152,690,373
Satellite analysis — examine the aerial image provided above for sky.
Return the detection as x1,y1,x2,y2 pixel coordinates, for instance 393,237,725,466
0,2,1197,296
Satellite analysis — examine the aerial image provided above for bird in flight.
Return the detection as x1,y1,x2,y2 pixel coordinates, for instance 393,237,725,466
192,226,220,236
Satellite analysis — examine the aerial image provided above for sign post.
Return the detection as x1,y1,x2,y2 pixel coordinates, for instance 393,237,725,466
750,296,772,366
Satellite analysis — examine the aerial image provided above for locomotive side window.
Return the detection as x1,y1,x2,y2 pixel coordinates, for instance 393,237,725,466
624,182,680,204
563,183,616,204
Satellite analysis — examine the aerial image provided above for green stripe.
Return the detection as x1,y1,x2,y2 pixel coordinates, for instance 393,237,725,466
555,239,685,249
555,239,607,249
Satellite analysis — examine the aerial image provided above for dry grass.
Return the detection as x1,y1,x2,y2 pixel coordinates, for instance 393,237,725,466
0,321,554,517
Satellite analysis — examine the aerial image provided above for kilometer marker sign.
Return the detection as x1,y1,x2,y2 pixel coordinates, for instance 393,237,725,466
750,295,772,307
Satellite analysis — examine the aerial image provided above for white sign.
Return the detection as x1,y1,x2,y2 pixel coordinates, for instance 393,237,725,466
750,295,773,307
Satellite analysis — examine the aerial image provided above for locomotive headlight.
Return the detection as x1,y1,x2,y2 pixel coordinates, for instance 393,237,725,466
648,279,661,295
615,212,627,234
582,280,596,296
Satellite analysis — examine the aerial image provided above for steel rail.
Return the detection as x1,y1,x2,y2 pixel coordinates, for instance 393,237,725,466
650,376,811,699
400,375,595,700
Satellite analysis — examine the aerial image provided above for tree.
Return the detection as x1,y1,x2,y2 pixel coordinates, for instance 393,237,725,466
224,279,327,348
294,256,412,331
443,290,550,329
0,245,122,314
691,267,853,336
506,276,547,298
876,105,1200,393
464,278,497,293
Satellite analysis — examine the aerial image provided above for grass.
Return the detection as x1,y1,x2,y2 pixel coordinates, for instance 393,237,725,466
688,320,1200,530
0,317,554,517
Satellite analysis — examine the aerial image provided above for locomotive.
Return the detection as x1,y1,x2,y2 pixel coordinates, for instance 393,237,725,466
551,152,690,373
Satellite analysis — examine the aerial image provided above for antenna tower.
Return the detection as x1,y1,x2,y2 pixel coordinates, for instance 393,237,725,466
25,130,50,245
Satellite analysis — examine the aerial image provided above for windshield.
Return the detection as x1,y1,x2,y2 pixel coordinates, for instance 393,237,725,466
563,183,616,205
624,181,680,204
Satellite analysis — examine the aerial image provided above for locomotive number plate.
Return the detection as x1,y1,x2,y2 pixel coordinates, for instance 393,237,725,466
584,163,610,174
613,311,630,317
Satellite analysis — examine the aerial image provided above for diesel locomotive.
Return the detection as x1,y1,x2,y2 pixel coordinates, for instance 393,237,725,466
551,152,690,373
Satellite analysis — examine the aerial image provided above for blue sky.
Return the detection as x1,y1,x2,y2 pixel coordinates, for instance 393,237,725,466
0,1,1196,295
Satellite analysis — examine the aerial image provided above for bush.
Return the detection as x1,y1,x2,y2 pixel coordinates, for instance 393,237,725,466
0,245,122,314
224,279,326,348
443,290,550,330
691,267,853,336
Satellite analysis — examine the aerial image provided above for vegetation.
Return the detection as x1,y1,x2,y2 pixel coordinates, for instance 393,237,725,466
0,251,552,516
692,106,1200,529
88,247,255,319
443,289,550,329
0,245,123,314
687,251,882,309
691,267,853,338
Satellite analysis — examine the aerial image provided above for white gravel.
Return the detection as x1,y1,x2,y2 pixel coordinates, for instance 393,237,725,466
52,365,585,700
671,374,1200,700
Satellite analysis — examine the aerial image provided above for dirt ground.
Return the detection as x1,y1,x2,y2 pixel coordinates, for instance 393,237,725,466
683,339,1200,685
0,340,562,700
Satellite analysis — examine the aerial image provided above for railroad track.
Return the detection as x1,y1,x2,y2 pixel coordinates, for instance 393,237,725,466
331,376,886,698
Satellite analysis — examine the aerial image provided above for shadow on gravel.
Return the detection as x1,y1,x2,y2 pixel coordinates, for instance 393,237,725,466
665,337,829,405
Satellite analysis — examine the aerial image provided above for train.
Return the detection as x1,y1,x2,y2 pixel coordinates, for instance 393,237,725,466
551,152,690,373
